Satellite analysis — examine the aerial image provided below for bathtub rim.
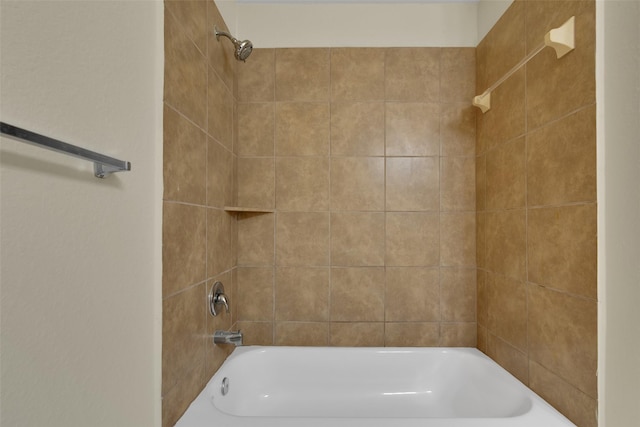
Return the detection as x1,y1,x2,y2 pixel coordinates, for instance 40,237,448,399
175,346,576,427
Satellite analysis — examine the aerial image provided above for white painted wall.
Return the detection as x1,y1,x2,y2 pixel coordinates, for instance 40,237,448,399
218,0,512,48
218,0,480,47
477,0,512,42
0,1,163,426
597,1,640,425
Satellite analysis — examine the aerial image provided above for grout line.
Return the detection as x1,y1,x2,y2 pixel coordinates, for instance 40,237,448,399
204,12,211,313
382,47,387,347
480,200,597,213
272,49,277,345
328,47,334,343
162,267,234,301
478,102,596,159
437,48,444,346
164,101,233,159
523,35,531,384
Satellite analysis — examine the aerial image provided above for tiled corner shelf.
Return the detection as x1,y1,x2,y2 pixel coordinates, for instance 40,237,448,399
224,206,275,213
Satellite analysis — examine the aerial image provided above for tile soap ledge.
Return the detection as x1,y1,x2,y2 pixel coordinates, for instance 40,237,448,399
224,206,275,213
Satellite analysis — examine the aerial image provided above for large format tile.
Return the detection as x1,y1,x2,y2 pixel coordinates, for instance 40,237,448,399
276,157,330,211
330,102,385,156
207,137,233,208
275,267,329,321
528,284,597,398
330,322,385,347
237,213,274,266
162,284,206,394
485,209,526,280
386,157,439,211
275,212,330,266
163,105,207,204
527,105,597,207
236,321,274,346
275,322,329,346
236,103,274,156
331,48,385,101
529,360,598,427
237,157,275,209
385,47,440,102
441,156,475,212
236,267,274,321
207,1,235,90
207,208,234,277
164,9,207,128
486,136,526,210
330,157,385,211
385,103,440,156
331,212,385,266
275,102,330,156
385,323,439,347
440,212,476,267
486,333,529,384
486,273,527,352
441,48,476,103
162,362,205,427
163,202,206,296
330,267,385,322
385,267,440,322
440,268,476,322
475,154,486,211
440,103,476,157
440,323,477,347
275,48,330,101
476,270,487,327
236,48,275,102
526,1,596,129
207,65,234,149
165,0,207,53
386,213,439,267
528,204,597,299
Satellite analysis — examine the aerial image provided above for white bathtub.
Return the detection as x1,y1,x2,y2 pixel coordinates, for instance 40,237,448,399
175,346,575,427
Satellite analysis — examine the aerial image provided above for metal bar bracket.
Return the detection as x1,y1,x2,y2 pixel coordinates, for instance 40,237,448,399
1,122,131,179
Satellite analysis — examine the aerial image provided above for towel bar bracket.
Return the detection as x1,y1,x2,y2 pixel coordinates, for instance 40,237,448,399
94,161,132,179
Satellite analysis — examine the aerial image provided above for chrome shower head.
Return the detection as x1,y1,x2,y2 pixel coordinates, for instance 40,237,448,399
214,25,253,62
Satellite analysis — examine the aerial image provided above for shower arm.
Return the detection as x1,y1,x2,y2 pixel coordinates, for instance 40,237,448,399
214,26,239,45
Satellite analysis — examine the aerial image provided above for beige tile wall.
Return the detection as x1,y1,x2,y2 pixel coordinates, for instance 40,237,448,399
235,46,477,348
162,1,238,426
476,1,597,426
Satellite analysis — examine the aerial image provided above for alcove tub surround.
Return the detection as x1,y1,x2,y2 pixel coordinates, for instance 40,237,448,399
162,1,239,426
475,1,597,427
234,46,477,347
163,1,598,427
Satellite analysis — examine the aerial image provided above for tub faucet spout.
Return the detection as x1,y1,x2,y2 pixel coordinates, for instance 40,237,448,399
214,330,243,346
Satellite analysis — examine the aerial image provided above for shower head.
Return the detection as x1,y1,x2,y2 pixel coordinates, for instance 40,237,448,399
214,25,253,62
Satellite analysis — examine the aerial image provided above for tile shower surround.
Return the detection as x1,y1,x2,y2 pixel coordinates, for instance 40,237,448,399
235,46,477,349
162,1,237,426
163,0,597,426
476,1,597,426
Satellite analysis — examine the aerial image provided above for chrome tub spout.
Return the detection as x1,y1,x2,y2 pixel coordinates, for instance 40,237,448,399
214,330,243,346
